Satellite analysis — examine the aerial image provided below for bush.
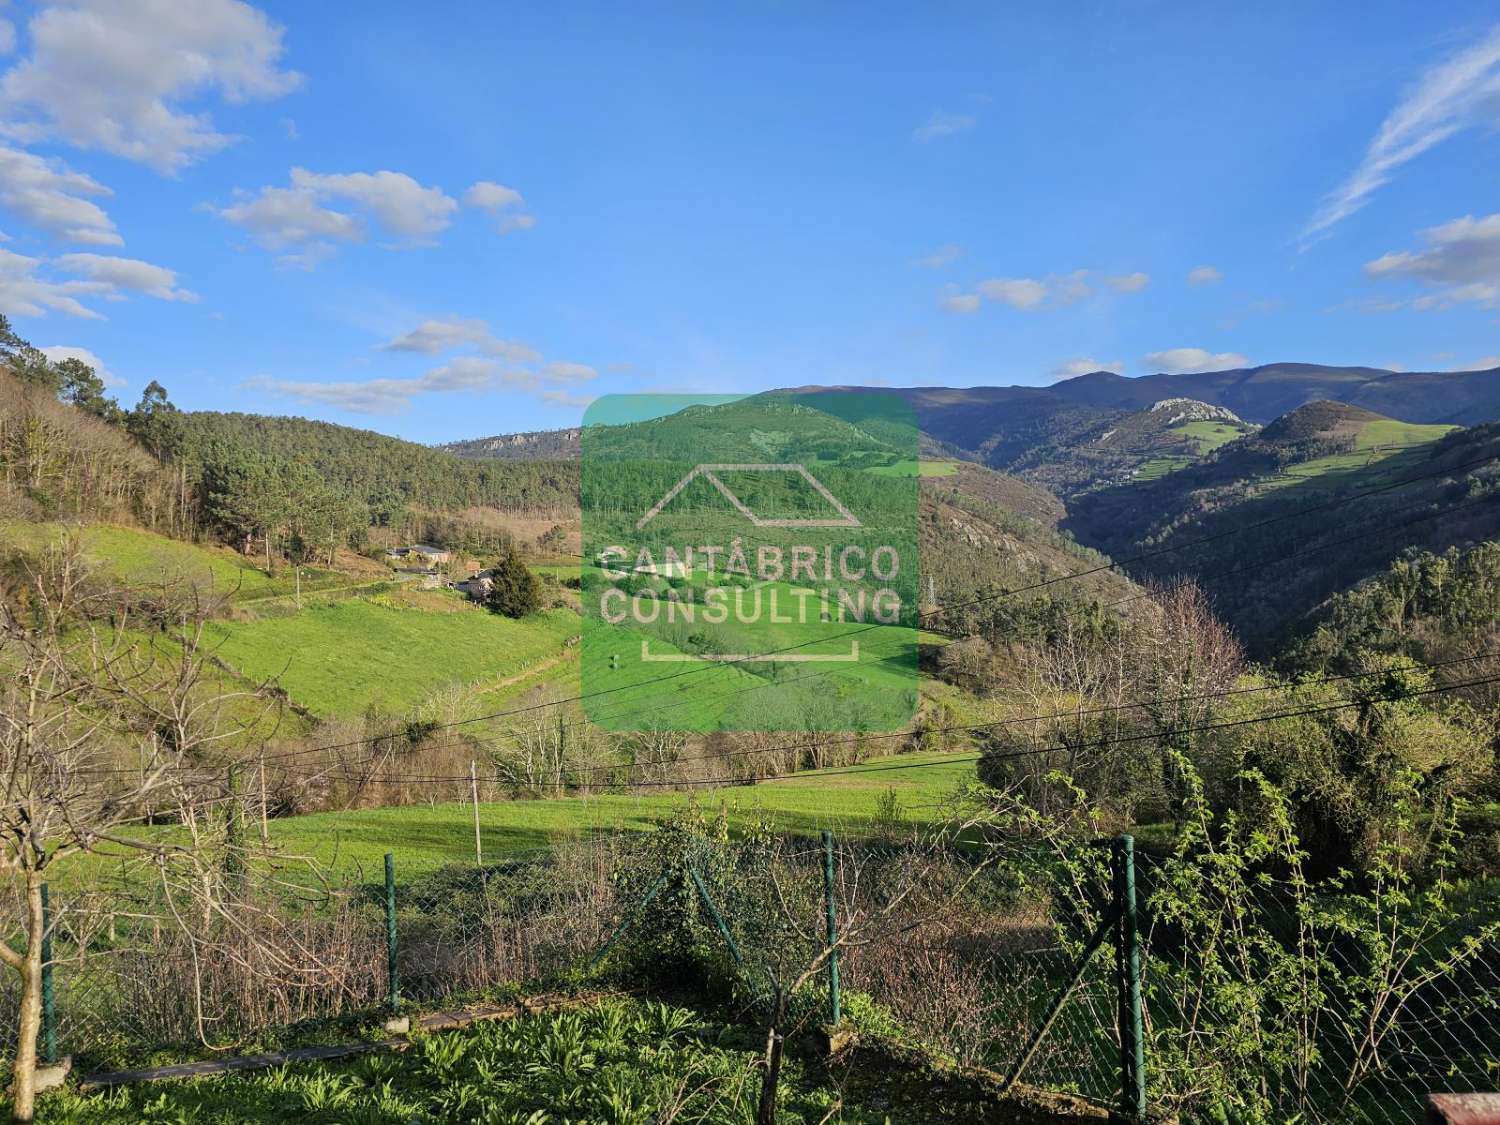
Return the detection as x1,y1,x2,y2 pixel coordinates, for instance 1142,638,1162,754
486,550,542,618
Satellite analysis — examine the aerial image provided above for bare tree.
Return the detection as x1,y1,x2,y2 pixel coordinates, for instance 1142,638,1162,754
0,545,265,1121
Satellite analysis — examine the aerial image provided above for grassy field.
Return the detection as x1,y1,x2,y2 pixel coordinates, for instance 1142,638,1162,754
0,522,369,600
868,459,959,477
1175,419,1246,454
1267,418,1458,491
258,749,975,875
207,595,579,718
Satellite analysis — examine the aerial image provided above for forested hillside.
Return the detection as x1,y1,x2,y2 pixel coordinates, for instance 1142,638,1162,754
1066,410,1500,646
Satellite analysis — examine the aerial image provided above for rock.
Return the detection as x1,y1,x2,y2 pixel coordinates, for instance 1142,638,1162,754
34,1055,71,1093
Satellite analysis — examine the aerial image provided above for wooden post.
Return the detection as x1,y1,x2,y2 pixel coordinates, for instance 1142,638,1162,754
258,758,269,843
470,760,482,866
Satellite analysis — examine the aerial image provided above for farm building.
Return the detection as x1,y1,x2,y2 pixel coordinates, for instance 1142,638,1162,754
386,544,453,565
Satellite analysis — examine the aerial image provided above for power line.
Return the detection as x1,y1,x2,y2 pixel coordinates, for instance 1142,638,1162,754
72,444,1500,775
333,661,1500,789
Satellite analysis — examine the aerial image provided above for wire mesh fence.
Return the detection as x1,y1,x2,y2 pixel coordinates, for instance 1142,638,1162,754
0,823,1494,1123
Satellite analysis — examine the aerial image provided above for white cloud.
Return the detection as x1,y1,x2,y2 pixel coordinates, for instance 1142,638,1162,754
56,252,197,301
913,111,976,142
247,353,586,416
963,269,1148,312
0,247,107,318
1051,357,1122,381
378,316,539,362
1187,265,1223,286
39,343,123,386
1363,212,1500,307
914,243,960,269
539,360,596,383
463,179,534,234
248,339,598,415
211,184,360,248
541,389,595,409
0,0,301,174
1302,24,1500,242
291,169,457,243
1103,272,1150,293
1142,347,1250,374
211,168,462,261
0,143,120,245
941,292,980,314
1462,355,1500,369
977,277,1048,309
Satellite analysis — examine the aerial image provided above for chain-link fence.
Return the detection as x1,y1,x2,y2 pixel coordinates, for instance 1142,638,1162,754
3,824,1496,1122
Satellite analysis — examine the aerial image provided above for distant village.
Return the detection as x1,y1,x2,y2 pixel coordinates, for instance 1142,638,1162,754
384,544,494,602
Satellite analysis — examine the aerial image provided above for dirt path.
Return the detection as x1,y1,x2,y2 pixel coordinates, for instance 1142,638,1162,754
482,645,578,695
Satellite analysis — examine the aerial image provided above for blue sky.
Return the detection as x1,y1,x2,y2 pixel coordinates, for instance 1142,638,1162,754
0,1,1497,444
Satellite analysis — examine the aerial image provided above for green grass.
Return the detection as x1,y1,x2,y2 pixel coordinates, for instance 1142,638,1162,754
1134,455,1194,480
48,748,976,889
38,996,959,1123
868,459,959,477
256,749,974,875
1,522,359,601
1355,418,1457,451
1173,420,1244,454
1265,419,1458,492
206,597,579,718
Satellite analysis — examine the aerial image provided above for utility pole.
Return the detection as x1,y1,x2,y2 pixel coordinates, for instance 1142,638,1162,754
470,760,483,866
259,757,269,843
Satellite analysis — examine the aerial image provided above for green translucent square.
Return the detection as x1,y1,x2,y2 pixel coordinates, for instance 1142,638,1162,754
581,391,919,732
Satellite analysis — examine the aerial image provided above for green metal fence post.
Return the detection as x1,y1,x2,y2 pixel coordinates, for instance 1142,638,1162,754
687,865,743,965
821,830,841,1026
384,852,399,1012
40,882,56,1065
588,872,668,972
1114,834,1146,1119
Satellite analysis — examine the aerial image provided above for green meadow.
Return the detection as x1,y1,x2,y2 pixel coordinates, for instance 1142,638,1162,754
1268,418,1458,490
206,596,579,718
0,522,359,599
252,748,974,876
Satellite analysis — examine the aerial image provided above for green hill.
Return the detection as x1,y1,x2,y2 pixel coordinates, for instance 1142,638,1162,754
1004,397,1259,495
1065,409,1500,646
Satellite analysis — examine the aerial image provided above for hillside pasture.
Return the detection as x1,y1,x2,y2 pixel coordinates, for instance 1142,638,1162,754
255,748,975,875
206,596,579,718
1266,418,1458,491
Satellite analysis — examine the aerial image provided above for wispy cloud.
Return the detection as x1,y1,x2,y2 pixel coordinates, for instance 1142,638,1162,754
1051,357,1122,381
913,243,961,269
1364,211,1500,308
1302,23,1500,243
1142,347,1249,374
0,247,196,318
1187,265,1223,286
913,111,976,142
248,354,598,416
464,180,535,234
208,167,515,266
378,316,538,362
940,291,980,314
57,253,198,301
945,268,1149,313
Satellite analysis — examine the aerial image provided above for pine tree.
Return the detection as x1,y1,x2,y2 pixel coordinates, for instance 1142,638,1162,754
486,550,542,618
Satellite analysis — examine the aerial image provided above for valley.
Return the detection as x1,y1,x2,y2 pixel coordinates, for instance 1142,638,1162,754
2,336,1498,1124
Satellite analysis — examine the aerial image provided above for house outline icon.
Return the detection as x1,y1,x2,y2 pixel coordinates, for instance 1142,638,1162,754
634,463,862,531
